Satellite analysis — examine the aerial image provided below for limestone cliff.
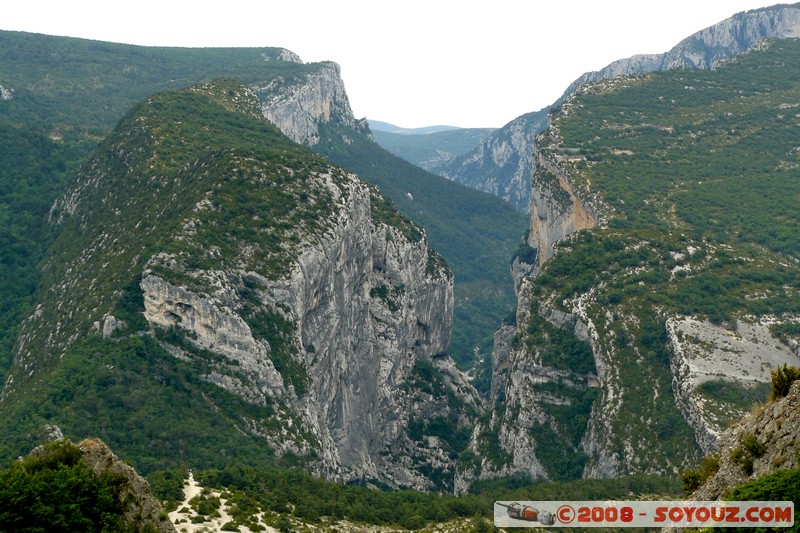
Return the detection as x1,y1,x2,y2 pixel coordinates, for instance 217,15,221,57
527,119,601,271
565,3,800,94
437,3,800,210
1,80,476,490
667,317,799,455
138,171,472,489
256,61,371,147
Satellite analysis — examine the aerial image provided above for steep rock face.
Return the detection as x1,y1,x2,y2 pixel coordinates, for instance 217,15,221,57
456,276,602,491
469,36,800,488
141,274,287,403
662,4,800,68
566,4,800,94
437,4,800,210
256,61,371,147
527,126,600,270
142,173,468,488
454,115,608,486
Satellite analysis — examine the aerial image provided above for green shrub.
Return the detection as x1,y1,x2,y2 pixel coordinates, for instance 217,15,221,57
0,440,127,531
680,469,703,494
731,447,754,476
680,453,720,494
741,433,766,459
770,364,800,400
725,467,800,531
512,243,537,265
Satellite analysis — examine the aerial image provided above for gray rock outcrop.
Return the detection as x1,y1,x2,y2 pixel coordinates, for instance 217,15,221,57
256,61,370,147
456,277,601,490
26,438,176,532
0,85,13,101
565,4,800,94
77,438,177,533
667,317,800,454
691,380,800,501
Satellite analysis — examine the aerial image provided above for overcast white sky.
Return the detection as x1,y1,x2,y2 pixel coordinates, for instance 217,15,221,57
3,1,784,128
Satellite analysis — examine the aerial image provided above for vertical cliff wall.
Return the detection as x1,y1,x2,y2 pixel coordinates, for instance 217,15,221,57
140,171,472,488
528,133,599,270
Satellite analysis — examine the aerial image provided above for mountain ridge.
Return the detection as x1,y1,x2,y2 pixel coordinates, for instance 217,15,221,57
458,37,800,489
368,121,465,135
0,28,528,378
0,80,476,491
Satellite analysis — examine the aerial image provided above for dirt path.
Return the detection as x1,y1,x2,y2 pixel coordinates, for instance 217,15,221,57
168,472,277,533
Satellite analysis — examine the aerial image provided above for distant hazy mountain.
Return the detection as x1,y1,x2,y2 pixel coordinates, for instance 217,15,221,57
368,120,462,135
372,126,496,173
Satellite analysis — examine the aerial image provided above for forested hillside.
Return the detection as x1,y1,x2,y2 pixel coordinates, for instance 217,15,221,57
0,32,322,385
0,126,77,385
1,17,798,533
0,78,484,495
